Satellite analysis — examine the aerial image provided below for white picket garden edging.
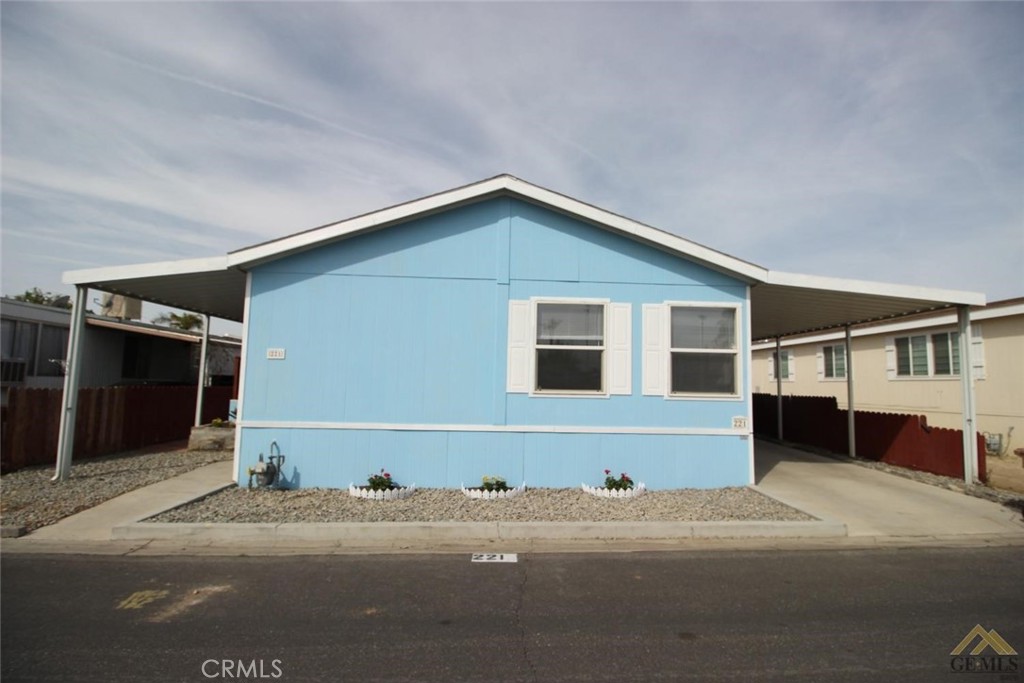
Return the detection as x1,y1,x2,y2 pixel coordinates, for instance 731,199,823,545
581,482,647,498
348,484,417,500
460,483,527,500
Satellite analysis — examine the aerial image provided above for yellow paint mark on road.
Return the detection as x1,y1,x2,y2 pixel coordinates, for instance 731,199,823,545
117,590,170,610
147,585,233,623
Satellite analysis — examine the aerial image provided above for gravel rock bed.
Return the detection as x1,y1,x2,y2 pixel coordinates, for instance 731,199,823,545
149,486,815,524
0,448,230,532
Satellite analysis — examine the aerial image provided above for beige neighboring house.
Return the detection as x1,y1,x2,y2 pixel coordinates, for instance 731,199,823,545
751,297,1024,458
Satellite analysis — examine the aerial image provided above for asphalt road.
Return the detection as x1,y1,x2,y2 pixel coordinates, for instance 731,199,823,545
2,547,1022,682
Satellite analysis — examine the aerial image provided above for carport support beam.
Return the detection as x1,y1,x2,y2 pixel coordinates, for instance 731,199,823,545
845,325,856,458
53,285,88,482
775,337,783,441
194,314,211,426
958,306,978,484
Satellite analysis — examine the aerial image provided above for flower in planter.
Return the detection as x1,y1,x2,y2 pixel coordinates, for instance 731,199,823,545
480,475,510,492
603,468,634,491
366,468,400,491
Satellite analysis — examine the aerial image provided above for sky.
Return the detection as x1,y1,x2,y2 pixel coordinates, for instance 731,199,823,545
2,2,1022,335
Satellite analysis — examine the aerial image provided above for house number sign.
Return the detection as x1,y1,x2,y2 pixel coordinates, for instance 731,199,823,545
266,348,286,360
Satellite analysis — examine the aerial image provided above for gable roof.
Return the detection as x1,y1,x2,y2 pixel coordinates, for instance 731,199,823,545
226,174,769,282
63,174,985,336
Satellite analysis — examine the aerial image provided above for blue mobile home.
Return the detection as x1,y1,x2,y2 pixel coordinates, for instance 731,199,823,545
234,177,758,489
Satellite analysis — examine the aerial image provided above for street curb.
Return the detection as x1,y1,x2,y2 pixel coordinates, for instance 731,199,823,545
1,526,27,539
111,518,848,542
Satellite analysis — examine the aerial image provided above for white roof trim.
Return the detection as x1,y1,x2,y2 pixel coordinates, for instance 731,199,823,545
63,255,231,285
764,270,985,307
226,174,770,282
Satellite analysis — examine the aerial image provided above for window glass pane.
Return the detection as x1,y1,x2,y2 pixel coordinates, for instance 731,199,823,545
536,349,602,391
911,335,928,375
671,307,735,350
824,346,835,378
835,345,846,377
952,333,960,375
779,352,790,379
36,325,69,376
671,352,736,394
537,304,603,346
4,321,38,376
896,338,911,376
1,319,14,358
932,333,951,375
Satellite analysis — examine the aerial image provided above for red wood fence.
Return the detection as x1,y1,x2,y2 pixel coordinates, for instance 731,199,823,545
753,394,986,482
1,385,233,472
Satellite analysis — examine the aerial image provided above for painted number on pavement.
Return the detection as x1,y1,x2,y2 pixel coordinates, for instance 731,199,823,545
471,553,518,563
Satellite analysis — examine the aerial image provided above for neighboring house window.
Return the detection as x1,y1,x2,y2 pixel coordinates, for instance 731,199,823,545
931,332,960,376
893,332,959,378
768,349,794,382
1,318,38,381
36,324,69,376
822,344,846,379
535,302,604,392
507,299,632,396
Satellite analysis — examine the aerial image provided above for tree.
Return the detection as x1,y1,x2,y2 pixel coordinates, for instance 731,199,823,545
12,287,72,309
151,312,204,331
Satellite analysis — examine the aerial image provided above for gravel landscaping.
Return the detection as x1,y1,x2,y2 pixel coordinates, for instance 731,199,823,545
0,448,230,532
148,485,816,523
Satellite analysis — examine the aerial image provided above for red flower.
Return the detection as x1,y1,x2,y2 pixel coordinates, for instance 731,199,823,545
383,472,391,478
604,469,611,475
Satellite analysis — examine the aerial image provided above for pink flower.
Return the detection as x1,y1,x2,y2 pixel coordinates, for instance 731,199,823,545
604,469,611,475
383,472,391,478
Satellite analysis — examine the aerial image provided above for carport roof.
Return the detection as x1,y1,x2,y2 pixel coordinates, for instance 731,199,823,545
63,174,985,338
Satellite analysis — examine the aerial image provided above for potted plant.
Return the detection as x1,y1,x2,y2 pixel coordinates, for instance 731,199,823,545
461,475,526,500
349,468,417,500
582,468,647,498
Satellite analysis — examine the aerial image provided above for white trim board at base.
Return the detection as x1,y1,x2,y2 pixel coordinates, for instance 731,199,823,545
239,421,749,437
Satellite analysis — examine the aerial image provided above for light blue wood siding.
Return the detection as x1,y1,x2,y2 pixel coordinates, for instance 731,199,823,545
239,197,751,489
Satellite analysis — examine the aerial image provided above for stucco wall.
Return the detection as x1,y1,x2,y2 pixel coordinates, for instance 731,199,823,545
751,306,1023,455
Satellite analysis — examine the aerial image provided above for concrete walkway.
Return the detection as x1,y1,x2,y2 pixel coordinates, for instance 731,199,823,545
4,442,1022,555
755,440,1023,538
26,461,234,542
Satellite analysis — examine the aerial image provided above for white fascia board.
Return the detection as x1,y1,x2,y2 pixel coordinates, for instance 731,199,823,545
750,303,1020,351
226,174,770,282
63,255,231,285
227,176,511,269
766,270,986,307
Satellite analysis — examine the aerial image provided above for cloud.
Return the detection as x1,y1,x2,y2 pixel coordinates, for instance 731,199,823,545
2,1,1021,311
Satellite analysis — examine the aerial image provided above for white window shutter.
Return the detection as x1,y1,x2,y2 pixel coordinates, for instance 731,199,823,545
885,338,896,380
642,304,667,396
768,354,775,381
971,324,986,381
787,350,795,381
816,349,825,381
506,300,531,393
607,303,632,395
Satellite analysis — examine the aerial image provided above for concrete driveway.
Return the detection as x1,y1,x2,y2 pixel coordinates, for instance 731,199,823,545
755,440,1024,538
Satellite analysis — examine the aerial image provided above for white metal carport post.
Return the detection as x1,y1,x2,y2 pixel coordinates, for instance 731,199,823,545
193,314,210,426
775,337,784,440
845,325,856,458
958,306,978,484
53,285,88,482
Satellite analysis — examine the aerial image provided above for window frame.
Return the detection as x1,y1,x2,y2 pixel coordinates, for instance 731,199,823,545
529,297,610,398
821,343,847,381
892,329,961,380
664,301,743,400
